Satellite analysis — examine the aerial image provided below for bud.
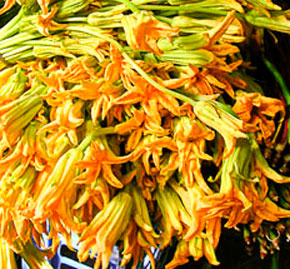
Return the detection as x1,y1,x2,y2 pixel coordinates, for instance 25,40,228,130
158,33,209,51
33,146,84,219
158,49,214,67
220,139,253,211
88,13,123,28
194,101,247,158
0,94,42,136
78,192,133,269
0,67,15,88
0,67,27,103
245,10,290,34
156,186,191,242
56,0,91,19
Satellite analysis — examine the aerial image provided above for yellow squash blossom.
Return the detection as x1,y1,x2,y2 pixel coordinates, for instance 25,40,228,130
233,91,285,145
194,101,247,158
78,192,133,269
75,138,132,188
122,11,179,54
37,99,84,145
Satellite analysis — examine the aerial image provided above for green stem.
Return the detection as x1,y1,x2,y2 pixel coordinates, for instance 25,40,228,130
0,45,19,54
213,100,238,117
155,15,173,24
271,252,279,269
93,126,117,137
58,17,88,23
66,25,123,51
288,120,290,144
263,57,290,105
23,40,59,46
138,4,229,16
78,127,117,151
122,52,197,106
263,57,290,143
4,49,33,62
0,33,42,50
133,0,166,4
0,8,23,41
78,132,94,151
119,0,139,13
2,45,32,58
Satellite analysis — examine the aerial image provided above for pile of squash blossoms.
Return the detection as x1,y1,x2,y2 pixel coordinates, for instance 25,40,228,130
0,0,290,268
